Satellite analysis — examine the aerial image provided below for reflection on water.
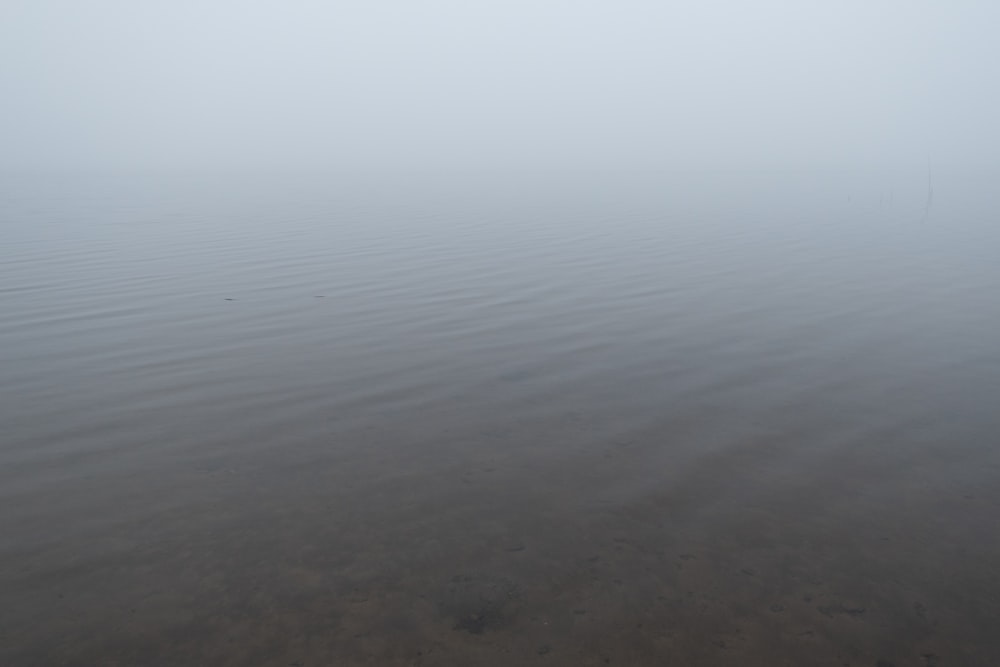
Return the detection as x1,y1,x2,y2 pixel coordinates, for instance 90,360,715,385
2,170,999,666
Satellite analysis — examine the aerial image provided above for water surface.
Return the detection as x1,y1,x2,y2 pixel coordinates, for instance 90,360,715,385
2,170,999,666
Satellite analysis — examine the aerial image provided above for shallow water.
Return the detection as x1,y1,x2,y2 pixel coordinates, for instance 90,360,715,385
2,169,999,666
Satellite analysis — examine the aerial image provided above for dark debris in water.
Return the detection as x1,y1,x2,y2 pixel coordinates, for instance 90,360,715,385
442,574,520,635
818,603,866,618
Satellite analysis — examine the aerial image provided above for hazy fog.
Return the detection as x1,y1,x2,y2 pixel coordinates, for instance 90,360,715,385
2,0,997,172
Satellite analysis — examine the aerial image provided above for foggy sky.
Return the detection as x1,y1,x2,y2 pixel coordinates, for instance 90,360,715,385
2,1,997,172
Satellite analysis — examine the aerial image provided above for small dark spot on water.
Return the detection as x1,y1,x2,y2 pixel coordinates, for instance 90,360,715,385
506,544,525,552
224,298,235,301
679,553,697,561
456,613,488,634
818,604,866,618
537,645,551,656
741,568,756,576
443,574,519,635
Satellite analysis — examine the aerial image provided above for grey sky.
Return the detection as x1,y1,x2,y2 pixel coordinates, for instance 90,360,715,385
2,1,997,171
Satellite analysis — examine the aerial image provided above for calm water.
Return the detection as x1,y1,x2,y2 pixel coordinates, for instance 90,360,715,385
2,170,999,666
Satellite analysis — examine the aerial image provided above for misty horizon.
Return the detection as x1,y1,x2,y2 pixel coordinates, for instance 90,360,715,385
3,1,999,173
